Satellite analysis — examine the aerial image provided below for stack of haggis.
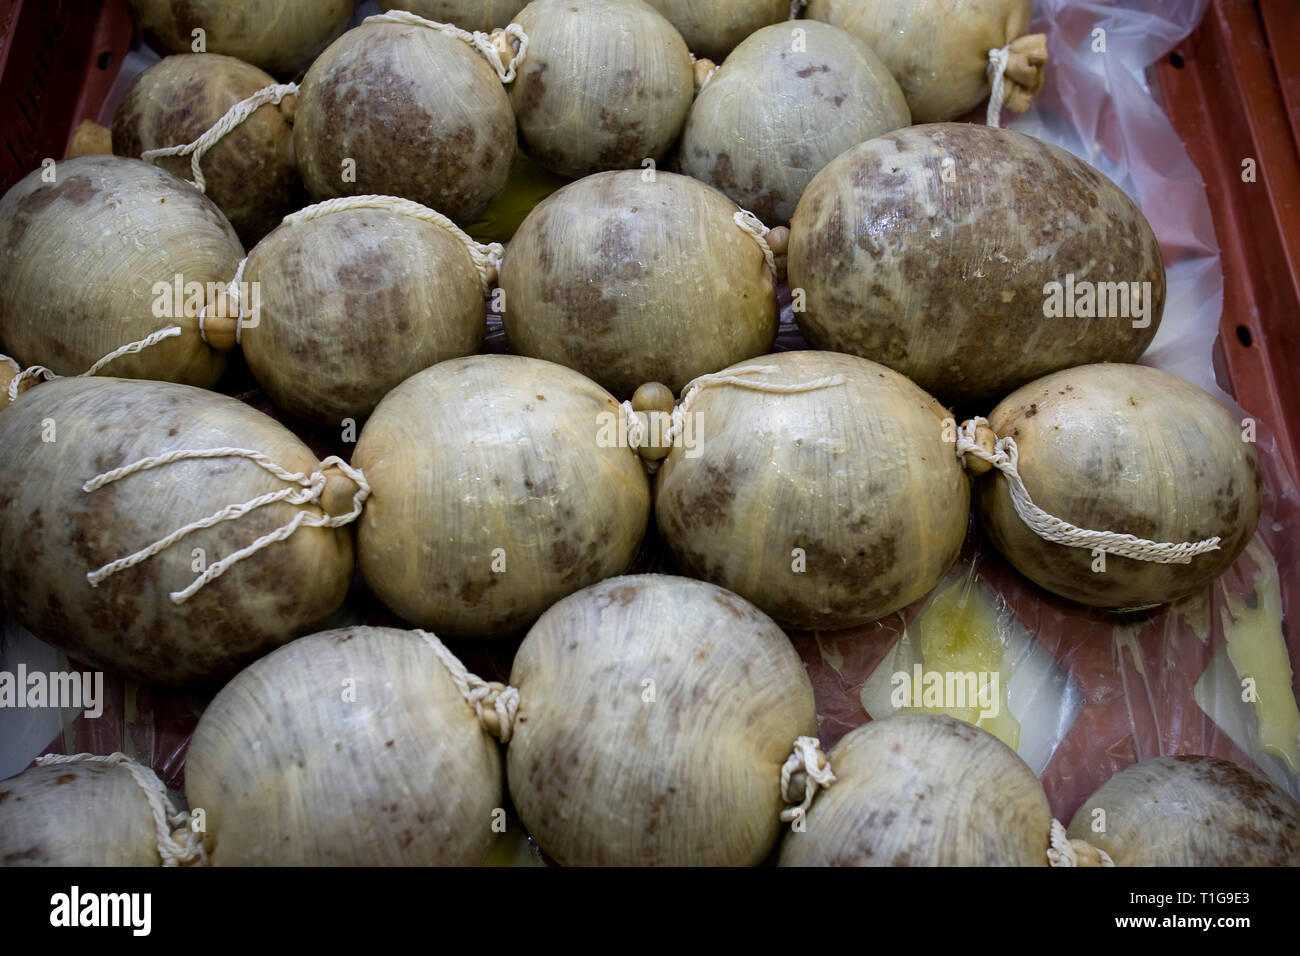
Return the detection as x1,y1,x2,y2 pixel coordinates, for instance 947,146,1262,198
0,0,1295,868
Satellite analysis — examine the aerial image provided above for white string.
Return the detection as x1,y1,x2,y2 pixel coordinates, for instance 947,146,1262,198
83,449,369,603
5,326,183,403
986,46,1011,128
619,400,648,451
619,400,668,473
663,365,846,447
415,630,519,742
956,417,1222,564
364,11,529,83
5,364,55,402
779,736,835,825
733,210,778,282
141,83,298,193
690,53,719,93
35,752,206,866
1047,818,1076,866
197,257,249,347
1048,818,1115,867
283,195,503,296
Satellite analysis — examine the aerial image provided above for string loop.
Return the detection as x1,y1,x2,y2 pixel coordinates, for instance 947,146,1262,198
283,195,502,296
35,752,206,866
84,449,369,603
364,11,529,83
141,83,299,193
779,736,835,826
956,417,1222,564
4,326,183,404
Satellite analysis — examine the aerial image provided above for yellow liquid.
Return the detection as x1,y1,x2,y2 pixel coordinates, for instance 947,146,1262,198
482,823,546,867
1222,539,1300,773
905,576,1021,751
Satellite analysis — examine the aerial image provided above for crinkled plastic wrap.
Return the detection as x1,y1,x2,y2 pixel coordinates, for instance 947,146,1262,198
2,0,1297,837
782,0,1300,820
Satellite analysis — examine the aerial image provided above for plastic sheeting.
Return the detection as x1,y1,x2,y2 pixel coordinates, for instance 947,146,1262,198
1,0,1297,833
783,0,1300,820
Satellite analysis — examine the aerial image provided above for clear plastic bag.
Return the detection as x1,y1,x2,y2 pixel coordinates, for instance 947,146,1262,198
786,0,1300,820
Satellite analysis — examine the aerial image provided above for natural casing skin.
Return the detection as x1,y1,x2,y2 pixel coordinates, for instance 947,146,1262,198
788,123,1166,405
0,155,242,388
378,0,528,33
240,207,486,425
680,20,910,225
0,762,164,866
500,170,778,398
976,363,1261,609
294,20,516,223
1068,756,1300,865
186,627,504,865
779,714,1053,866
655,351,969,629
126,0,353,79
112,53,300,246
0,378,355,686
508,574,817,865
353,355,651,637
643,0,789,60
806,0,1035,122
509,0,694,178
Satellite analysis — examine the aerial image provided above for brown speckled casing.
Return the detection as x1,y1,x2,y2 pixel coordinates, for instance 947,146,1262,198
0,156,240,387
0,762,162,866
126,0,353,79
508,0,694,178
112,53,298,246
240,207,486,425
977,363,1261,609
681,20,909,225
655,351,969,630
643,0,789,61
780,715,1053,866
508,574,817,865
789,124,1165,405
0,378,354,686
294,21,516,223
352,355,651,637
499,170,778,399
1068,755,1300,865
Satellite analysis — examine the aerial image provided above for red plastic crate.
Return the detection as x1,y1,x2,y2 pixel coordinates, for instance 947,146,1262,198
1155,0,1300,485
0,0,132,193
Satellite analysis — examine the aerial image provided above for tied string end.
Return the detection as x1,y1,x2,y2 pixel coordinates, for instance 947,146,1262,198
733,209,778,283
36,753,206,866
1048,818,1114,868
987,46,1011,128
82,448,367,604
199,257,250,349
987,33,1049,126
779,735,834,826
416,630,519,742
